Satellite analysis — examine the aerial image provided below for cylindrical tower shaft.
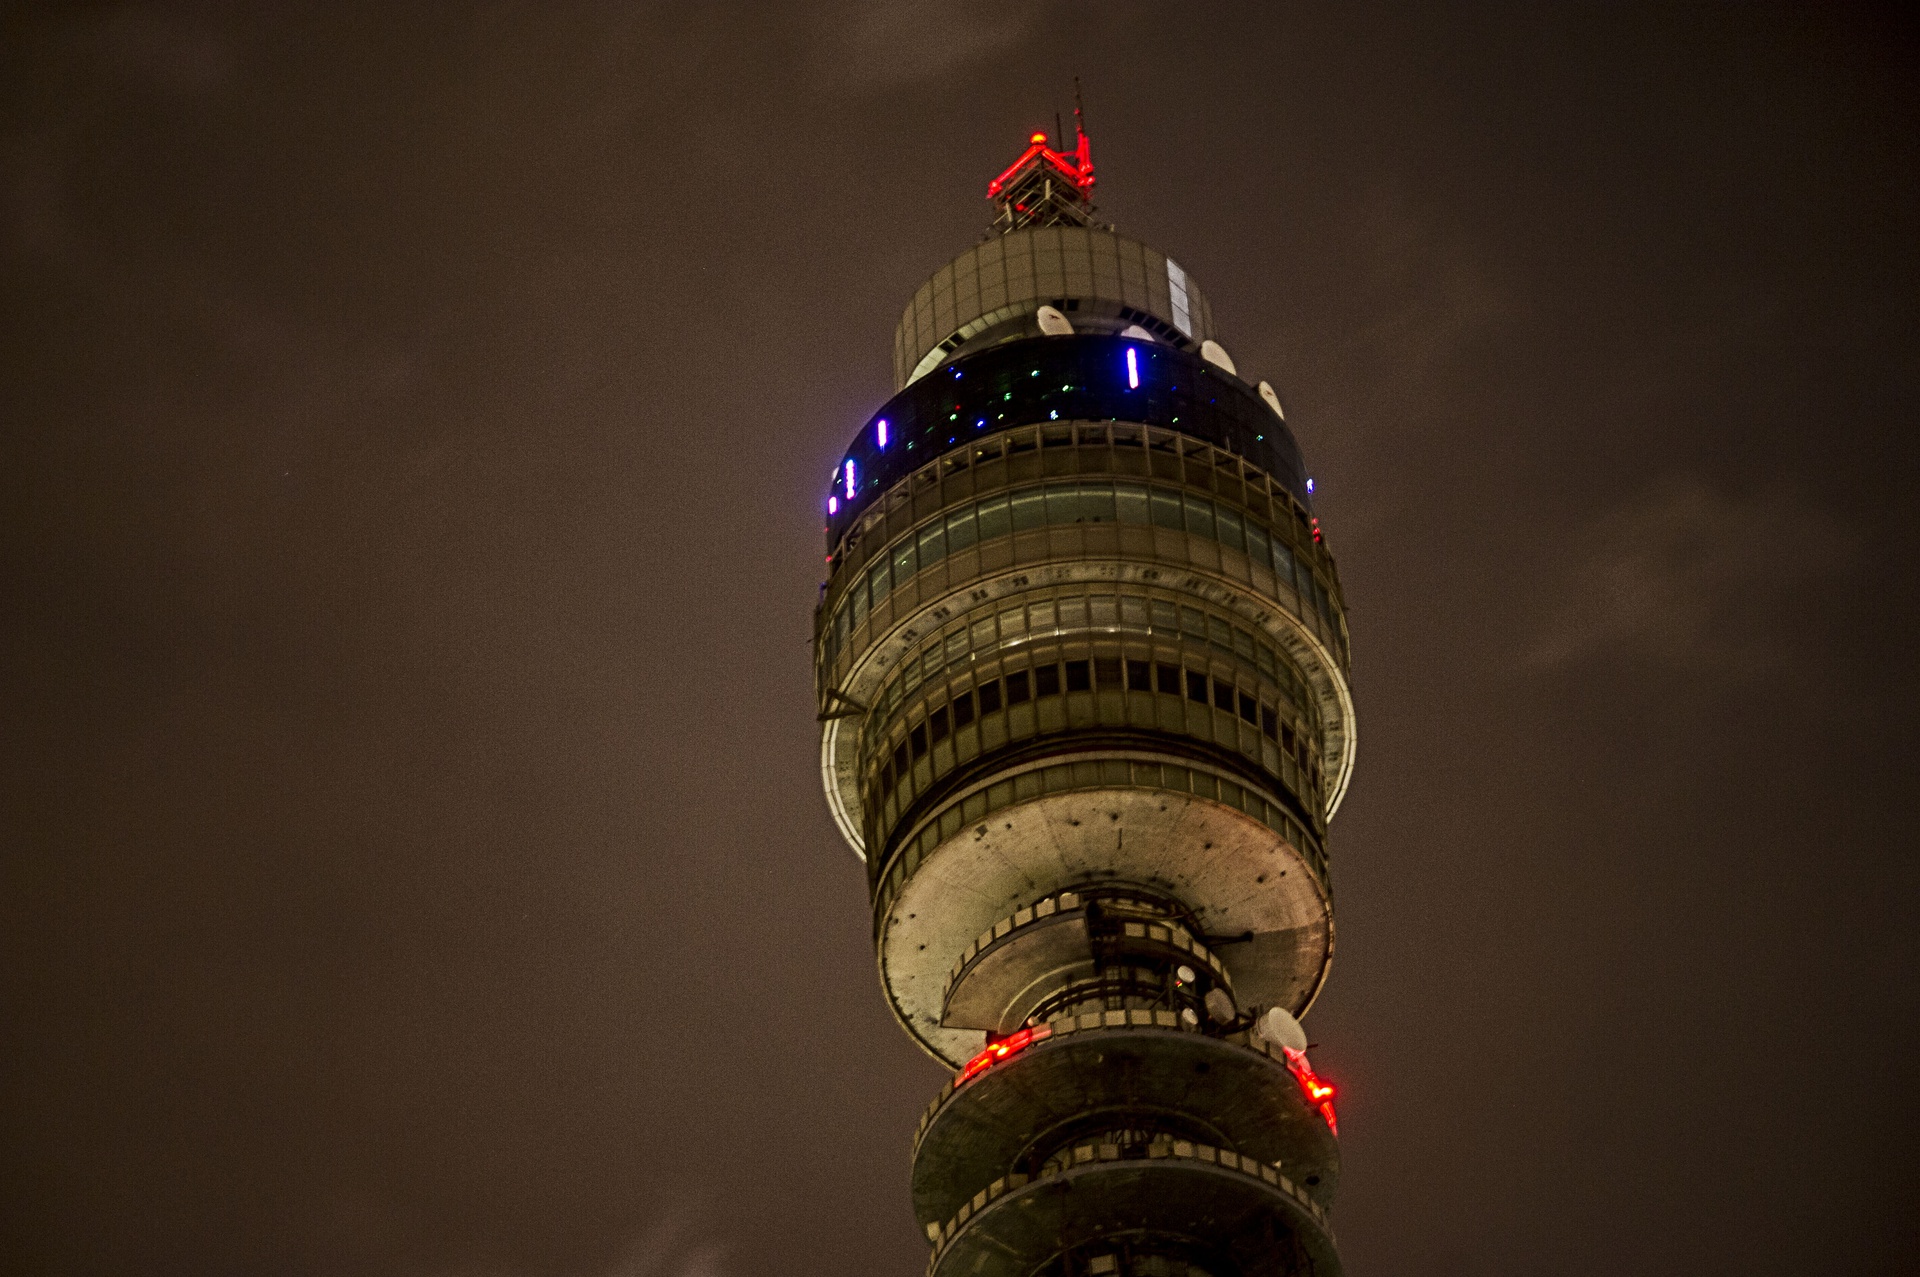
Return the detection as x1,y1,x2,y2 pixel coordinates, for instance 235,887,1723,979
816,122,1355,1277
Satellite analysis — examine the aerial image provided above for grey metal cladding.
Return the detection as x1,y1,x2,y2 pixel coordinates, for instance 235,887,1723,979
892,227,1217,389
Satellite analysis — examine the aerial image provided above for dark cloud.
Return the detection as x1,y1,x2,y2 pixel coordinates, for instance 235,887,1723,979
1528,474,1857,674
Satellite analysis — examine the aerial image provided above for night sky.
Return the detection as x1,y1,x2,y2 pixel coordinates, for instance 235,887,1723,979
4,5,1917,1275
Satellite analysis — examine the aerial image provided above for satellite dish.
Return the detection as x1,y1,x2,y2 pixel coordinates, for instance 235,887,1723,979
1035,304,1075,337
1203,987,1236,1025
1199,339,1237,375
1257,1006,1308,1053
1258,380,1286,421
1119,324,1155,341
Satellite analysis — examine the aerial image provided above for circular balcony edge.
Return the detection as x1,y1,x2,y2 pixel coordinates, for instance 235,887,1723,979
873,775,1335,1067
927,1137,1339,1277
909,1013,1341,1228
819,556,1355,863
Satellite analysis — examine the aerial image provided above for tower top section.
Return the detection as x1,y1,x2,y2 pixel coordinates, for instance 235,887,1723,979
987,107,1098,233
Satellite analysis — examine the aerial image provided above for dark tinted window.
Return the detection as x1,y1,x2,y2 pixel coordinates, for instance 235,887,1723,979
1065,660,1091,692
1127,660,1152,691
1186,671,1208,703
1158,663,1182,695
1035,664,1061,697
1261,706,1278,739
893,741,909,775
979,680,1003,713
824,335,1312,554
1006,671,1031,704
1095,657,1122,688
952,690,975,727
929,706,950,743
1213,680,1234,711
1282,724,1296,755
1238,692,1258,724
910,723,928,758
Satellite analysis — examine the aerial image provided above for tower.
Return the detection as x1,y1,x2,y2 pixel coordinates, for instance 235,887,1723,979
815,115,1354,1277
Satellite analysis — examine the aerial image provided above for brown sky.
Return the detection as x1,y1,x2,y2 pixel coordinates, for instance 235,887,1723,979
3,4,1917,1275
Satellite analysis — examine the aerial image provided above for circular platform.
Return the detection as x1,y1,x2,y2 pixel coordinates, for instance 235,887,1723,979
911,1016,1339,1229
928,1138,1339,1277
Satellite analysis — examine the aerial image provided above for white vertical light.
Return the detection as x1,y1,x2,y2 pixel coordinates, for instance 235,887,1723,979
1126,346,1139,388
1166,259,1192,337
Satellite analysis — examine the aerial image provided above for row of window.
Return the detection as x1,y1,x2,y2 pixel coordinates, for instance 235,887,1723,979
825,335,1309,549
822,478,1343,672
873,656,1321,806
859,588,1317,762
836,421,1314,567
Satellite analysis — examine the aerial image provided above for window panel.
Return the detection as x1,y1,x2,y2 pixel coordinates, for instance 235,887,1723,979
945,506,978,552
1216,506,1245,553
1246,520,1271,567
916,520,946,569
1182,492,1215,540
1005,670,1031,704
1115,483,1150,524
1080,481,1116,523
1271,539,1295,586
1149,489,1184,530
977,492,1012,541
1011,488,1047,530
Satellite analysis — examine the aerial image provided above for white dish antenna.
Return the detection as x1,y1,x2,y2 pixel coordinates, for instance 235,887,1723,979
1199,339,1237,375
1119,324,1155,342
1035,305,1075,336
1258,380,1286,420
1256,1005,1309,1053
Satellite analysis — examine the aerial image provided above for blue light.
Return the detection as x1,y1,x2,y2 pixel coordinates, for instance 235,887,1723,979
1126,347,1139,389
1306,478,1315,493
844,459,858,499
877,419,889,449
828,496,839,515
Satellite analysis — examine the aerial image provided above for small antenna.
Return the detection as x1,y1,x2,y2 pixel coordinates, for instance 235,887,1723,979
1055,107,1065,151
1074,76,1087,137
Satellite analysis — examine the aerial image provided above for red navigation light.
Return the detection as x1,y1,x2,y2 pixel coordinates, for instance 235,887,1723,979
1282,1046,1339,1135
956,1023,1051,1085
985,125,1097,202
